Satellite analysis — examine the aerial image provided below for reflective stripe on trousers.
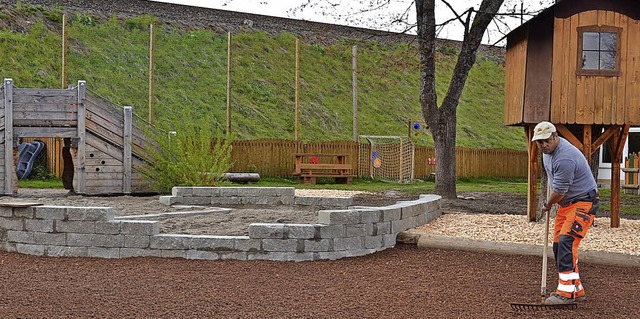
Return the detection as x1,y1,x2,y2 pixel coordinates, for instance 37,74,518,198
552,199,598,299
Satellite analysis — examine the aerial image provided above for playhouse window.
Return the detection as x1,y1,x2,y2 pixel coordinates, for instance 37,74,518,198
577,26,621,76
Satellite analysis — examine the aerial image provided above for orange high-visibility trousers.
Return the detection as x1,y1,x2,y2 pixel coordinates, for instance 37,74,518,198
552,199,598,299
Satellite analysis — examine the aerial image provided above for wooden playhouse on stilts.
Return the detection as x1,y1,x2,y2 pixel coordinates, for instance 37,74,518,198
504,0,640,227
0,79,152,195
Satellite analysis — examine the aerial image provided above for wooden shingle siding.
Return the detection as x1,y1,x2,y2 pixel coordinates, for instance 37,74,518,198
504,27,528,125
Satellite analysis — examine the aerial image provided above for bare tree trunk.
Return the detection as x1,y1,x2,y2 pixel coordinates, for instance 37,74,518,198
417,0,504,199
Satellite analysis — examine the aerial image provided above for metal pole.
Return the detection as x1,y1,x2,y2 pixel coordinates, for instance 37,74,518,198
352,45,358,142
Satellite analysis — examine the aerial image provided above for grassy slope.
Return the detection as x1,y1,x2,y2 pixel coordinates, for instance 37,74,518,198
0,4,527,150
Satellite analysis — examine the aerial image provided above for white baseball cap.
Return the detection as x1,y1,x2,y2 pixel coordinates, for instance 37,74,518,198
531,121,556,141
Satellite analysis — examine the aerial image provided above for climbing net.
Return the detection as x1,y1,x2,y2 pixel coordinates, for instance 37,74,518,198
358,135,414,183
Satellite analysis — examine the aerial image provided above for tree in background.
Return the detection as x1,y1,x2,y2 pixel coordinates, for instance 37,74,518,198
292,0,553,198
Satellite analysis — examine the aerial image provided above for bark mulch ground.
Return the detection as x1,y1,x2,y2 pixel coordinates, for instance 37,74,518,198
1,245,638,319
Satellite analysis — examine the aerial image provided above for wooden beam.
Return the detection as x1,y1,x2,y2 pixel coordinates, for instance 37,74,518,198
123,106,132,194
555,124,583,152
591,126,617,154
76,81,86,194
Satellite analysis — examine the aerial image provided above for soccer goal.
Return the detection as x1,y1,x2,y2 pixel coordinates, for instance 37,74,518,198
358,135,414,183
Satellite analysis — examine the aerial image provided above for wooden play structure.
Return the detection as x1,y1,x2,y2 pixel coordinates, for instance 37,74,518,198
504,0,640,227
1,79,152,195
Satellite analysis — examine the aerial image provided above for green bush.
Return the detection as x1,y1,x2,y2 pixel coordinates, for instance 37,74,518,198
137,112,233,193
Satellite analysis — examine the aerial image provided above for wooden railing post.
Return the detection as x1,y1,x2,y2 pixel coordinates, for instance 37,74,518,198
76,81,86,193
3,78,13,194
123,106,132,194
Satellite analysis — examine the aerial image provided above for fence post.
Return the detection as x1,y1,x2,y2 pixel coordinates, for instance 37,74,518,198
123,106,133,194
3,79,13,194
76,81,86,193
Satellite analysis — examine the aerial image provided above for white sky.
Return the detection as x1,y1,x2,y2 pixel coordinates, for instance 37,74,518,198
149,0,551,45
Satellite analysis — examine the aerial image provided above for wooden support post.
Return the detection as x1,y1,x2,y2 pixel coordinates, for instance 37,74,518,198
582,124,592,159
76,81,86,194
123,106,133,194
226,31,232,136
3,79,14,195
526,125,539,222
610,125,630,228
295,38,300,142
148,24,155,124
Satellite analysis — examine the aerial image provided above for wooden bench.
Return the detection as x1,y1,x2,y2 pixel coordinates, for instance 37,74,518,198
293,153,355,185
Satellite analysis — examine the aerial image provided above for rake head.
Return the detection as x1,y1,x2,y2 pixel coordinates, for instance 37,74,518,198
510,302,578,311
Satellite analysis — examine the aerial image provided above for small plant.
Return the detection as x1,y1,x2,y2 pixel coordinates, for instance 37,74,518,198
138,111,234,194
15,1,43,17
73,12,95,26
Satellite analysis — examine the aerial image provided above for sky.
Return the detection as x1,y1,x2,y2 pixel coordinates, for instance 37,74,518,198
149,0,552,45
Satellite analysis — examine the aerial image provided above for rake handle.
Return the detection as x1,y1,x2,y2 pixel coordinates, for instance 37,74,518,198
541,209,550,301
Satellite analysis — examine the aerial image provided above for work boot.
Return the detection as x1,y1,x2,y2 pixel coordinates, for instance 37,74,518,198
544,292,577,305
574,294,586,302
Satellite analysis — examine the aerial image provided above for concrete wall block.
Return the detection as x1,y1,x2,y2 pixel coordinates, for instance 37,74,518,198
67,233,124,248
55,220,96,233
234,237,261,252
364,235,383,249
374,222,391,235
120,248,161,258
303,238,332,252
0,217,24,230
245,196,281,205
95,221,122,235
0,207,12,217
46,245,88,257
150,234,191,250
161,250,187,259
192,187,215,197
186,250,220,260
121,220,160,235
286,224,318,239
159,196,180,205
88,247,120,258
261,238,298,252
34,206,66,220
419,194,442,203
190,235,236,251
248,251,314,262
382,207,401,221
13,207,35,218
7,230,34,244
211,197,242,205
424,209,442,224
318,224,345,238
66,207,114,221
333,237,364,251
317,209,359,225
15,243,44,256
24,219,54,233
383,233,397,247
249,223,285,239
294,196,320,206
34,232,65,245
172,187,193,197
124,235,150,248
218,187,239,197
401,204,421,219
180,197,213,205
219,252,248,260
346,224,367,237
358,209,382,223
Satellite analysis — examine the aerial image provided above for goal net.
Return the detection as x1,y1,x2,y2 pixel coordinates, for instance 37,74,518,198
358,135,414,183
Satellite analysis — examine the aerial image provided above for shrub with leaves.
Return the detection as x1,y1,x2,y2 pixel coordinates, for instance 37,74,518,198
137,111,233,194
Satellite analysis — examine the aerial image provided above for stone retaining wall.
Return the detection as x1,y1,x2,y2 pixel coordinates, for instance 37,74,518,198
0,187,442,261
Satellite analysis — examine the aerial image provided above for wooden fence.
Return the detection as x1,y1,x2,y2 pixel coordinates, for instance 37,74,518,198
229,139,528,179
31,139,528,180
